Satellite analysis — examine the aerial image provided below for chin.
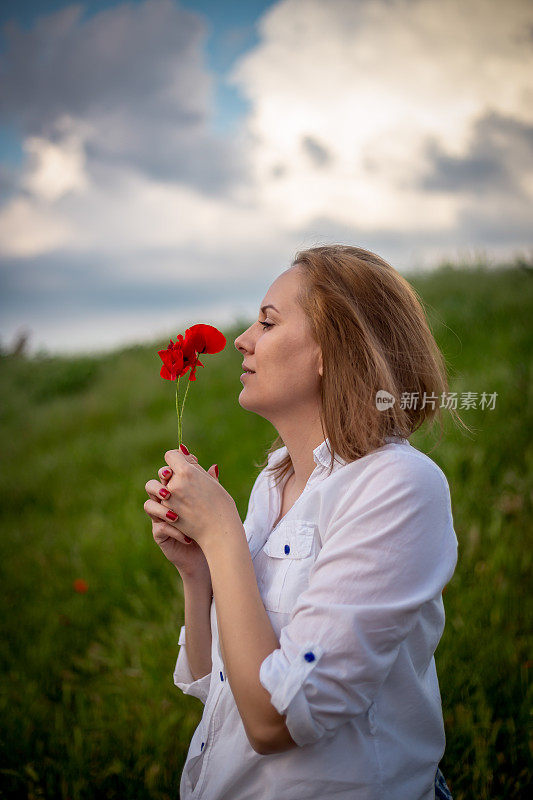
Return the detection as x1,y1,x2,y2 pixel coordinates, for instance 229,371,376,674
238,390,260,413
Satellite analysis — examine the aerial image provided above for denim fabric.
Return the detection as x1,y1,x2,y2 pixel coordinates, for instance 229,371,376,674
435,766,453,799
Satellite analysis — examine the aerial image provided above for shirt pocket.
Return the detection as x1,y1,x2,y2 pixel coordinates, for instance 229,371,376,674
259,520,319,614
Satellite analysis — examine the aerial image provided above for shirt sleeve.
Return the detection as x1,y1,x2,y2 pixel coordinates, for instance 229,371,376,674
258,453,458,747
172,469,263,704
173,624,211,704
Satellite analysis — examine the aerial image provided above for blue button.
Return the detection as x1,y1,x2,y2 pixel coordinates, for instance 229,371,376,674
220,670,224,681
284,544,290,554
304,651,315,662
200,742,204,751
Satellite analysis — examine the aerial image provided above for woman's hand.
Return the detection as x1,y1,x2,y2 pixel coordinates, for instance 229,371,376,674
145,446,242,551
144,450,217,582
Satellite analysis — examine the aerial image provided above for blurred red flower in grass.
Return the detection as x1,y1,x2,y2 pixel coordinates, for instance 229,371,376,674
73,578,89,593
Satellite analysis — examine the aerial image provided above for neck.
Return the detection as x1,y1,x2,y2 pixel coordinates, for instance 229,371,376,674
275,421,326,491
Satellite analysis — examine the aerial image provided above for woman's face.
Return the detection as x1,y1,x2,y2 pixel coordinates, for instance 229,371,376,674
234,265,323,425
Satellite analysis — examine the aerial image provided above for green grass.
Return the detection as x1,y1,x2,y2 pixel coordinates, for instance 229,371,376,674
0,259,531,799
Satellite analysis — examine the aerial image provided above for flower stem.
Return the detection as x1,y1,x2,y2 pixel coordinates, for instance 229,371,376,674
176,376,181,447
179,375,191,441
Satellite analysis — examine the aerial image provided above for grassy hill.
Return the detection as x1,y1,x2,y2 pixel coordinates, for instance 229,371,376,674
0,260,531,799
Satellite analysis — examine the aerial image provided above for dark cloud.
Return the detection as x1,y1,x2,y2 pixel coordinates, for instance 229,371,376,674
418,110,533,197
301,134,331,167
0,0,251,194
295,111,533,262
0,160,18,201
0,248,269,319
295,208,533,272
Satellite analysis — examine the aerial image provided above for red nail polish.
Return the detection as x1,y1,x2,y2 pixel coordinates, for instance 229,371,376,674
162,469,171,478
166,510,178,520
180,444,190,455
184,535,192,543
159,488,170,498
215,464,219,478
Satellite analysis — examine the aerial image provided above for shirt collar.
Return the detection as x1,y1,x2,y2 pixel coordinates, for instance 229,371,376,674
268,434,407,470
312,438,347,469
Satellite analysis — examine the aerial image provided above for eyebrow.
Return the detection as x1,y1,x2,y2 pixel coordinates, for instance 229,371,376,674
260,304,280,314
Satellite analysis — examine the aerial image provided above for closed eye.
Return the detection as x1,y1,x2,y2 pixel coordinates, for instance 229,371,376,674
259,321,273,329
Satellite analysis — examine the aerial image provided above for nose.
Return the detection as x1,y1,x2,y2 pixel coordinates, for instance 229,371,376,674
234,323,253,353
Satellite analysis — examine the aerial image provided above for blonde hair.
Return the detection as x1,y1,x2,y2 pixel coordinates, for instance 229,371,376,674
257,244,470,485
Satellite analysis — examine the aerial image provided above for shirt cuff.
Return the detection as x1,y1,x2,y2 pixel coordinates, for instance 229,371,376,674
173,625,211,704
259,640,325,747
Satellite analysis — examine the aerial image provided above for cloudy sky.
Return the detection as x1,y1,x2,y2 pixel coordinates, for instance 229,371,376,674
1,0,532,356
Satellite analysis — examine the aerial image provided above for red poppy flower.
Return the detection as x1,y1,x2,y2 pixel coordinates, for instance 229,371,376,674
73,578,89,593
157,323,226,446
158,334,201,381
184,323,227,356
158,325,226,382
181,324,226,380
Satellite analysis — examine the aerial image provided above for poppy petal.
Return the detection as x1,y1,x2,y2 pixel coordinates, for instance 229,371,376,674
185,324,226,354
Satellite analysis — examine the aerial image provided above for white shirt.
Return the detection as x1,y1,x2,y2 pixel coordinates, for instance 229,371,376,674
173,436,458,800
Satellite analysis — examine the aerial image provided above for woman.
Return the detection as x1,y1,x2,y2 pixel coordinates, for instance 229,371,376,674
143,245,462,799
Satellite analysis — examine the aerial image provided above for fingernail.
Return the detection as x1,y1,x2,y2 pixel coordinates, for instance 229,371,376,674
214,464,219,478
166,510,178,521
184,535,192,543
180,444,190,455
159,488,170,498
162,469,171,478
